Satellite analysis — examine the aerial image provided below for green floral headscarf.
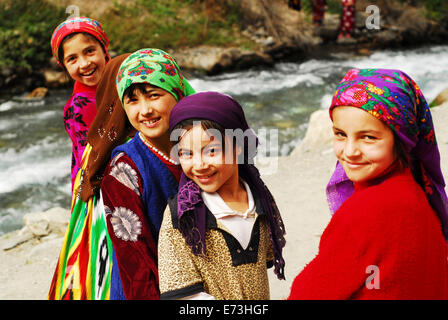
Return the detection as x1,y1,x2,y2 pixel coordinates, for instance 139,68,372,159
116,48,195,102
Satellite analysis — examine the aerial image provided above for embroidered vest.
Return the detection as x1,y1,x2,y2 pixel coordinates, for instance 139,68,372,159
111,135,179,237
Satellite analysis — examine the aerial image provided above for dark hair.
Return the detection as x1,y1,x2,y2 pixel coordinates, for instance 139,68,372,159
58,32,106,72
173,119,225,141
393,131,410,170
122,83,157,101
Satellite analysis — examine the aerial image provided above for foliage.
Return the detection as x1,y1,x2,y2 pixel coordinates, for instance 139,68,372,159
397,0,448,22
0,0,66,71
420,0,448,23
101,0,252,55
301,0,342,14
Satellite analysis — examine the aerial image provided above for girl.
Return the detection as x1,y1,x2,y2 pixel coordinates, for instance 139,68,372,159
100,49,195,299
311,0,327,27
288,68,448,299
48,53,132,300
338,0,356,39
50,16,110,189
158,91,286,300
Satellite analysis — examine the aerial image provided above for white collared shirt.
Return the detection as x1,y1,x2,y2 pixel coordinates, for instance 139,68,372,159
201,180,256,249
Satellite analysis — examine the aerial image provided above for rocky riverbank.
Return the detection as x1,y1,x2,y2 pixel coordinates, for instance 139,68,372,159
2,0,447,96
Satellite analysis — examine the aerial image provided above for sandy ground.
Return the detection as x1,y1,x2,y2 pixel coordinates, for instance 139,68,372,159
1,102,447,300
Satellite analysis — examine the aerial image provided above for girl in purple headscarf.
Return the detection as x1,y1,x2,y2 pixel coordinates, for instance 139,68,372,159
289,68,448,300
158,91,286,300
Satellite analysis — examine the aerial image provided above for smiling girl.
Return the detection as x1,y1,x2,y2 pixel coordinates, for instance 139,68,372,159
51,17,110,189
100,49,195,299
158,91,286,300
288,68,448,299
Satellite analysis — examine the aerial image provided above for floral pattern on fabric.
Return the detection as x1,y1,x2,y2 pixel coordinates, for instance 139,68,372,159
110,207,142,242
116,48,195,103
331,68,435,145
177,178,204,255
63,88,97,189
110,159,140,196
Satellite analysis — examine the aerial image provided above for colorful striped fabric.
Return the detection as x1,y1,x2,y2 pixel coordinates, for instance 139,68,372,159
48,144,113,300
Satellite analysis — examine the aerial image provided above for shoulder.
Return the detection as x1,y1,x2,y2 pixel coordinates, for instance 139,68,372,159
334,170,433,236
107,152,138,173
102,152,142,195
159,198,183,241
166,195,179,228
352,170,428,215
161,203,174,230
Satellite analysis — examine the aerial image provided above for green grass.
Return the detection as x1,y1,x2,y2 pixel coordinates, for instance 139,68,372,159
101,0,255,55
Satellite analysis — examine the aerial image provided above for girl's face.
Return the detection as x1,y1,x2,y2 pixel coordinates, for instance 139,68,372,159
62,33,107,87
123,84,177,144
178,124,241,194
332,106,397,184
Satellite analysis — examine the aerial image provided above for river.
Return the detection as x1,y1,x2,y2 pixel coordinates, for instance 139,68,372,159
0,45,447,235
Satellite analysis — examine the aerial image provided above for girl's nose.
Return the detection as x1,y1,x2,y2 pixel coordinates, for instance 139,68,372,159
344,139,361,157
192,152,208,171
79,56,90,69
139,99,153,115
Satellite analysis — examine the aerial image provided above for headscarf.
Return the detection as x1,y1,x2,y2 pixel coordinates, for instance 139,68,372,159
79,53,134,201
326,68,448,240
51,16,110,67
116,48,195,103
169,91,286,280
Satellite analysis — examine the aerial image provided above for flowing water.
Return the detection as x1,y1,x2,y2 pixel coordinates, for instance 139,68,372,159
0,45,447,235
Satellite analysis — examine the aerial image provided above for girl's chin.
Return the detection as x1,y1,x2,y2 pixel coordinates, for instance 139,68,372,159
139,129,169,146
77,76,100,87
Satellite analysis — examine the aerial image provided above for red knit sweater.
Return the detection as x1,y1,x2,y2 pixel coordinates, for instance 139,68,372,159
288,168,448,300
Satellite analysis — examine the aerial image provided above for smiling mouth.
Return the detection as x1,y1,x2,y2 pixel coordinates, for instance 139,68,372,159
344,160,368,168
142,117,161,127
81,68,96,77
195,172,216,183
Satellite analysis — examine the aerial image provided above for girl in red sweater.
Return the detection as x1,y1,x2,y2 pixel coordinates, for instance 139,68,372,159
288,68,448,300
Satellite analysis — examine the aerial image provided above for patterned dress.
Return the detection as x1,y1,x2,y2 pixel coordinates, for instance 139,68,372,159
311,0,327,26
158,193,274,300
340,0,356,36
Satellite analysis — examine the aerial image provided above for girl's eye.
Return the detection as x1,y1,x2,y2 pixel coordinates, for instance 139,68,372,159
364,135,377,140
125,97,138,104
333,130,345,138
144,90,160,99
178,149,191,158
204,146,221,157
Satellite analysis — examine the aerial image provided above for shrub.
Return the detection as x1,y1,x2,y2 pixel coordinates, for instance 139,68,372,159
101,0,250,54
0,0,65,71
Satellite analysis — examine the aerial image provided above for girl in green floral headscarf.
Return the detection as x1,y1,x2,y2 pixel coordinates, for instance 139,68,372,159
101,48,195,300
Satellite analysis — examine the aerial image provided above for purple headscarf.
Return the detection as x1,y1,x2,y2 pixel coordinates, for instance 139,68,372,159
169,91,286,280
326,68,448,240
